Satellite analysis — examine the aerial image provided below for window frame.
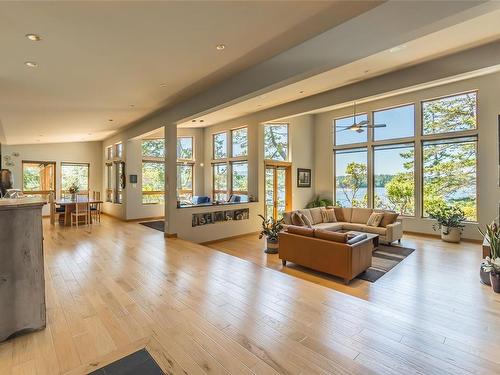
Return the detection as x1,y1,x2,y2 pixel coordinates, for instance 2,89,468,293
60,162,90,198
372,102,415,142
212,131,228,160
177,162,194,202
421,90,478,136
212,162,229,202
333,113,368,147
177,136,195,162
141,138,165,205
263,123,289,162
21,160,56,195
331,91,479,222
231,126,248,158
230,160,249,195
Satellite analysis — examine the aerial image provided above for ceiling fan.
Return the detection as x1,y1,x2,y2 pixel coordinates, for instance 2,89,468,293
336,102,387,133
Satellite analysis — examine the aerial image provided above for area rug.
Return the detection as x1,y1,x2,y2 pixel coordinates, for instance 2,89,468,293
88,349,164,374
357,244,415,282
139,220,165,232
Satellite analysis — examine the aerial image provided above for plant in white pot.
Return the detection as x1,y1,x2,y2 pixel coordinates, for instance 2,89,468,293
258,214,284,254
428,205,466,243
478,222,500,290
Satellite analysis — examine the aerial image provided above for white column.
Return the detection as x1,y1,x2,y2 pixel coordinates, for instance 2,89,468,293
164,123,178,236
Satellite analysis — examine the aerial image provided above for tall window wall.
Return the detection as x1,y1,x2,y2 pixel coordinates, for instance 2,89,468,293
333,91,477,221
22,161,56,196
61,162,89,198
105,143,124,203
177,136,194,203
142,139,165,204
212,127,248,201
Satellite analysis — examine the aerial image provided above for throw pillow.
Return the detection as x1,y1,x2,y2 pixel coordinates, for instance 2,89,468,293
366,212,385,227
320,207,337,223
300,213,313,228
380,212,399,227
291,212,305,226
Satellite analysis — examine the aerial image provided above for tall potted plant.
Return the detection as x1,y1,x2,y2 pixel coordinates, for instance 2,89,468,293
428,205,466,243
258,214,284,254
479,222,500,291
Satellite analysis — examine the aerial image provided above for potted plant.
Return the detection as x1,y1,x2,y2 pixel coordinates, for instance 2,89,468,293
306,195,333,208
478,222,500,289
258,214,284,254
428,205,466,243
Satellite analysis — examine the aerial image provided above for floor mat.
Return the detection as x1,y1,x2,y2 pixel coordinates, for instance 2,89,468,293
139,220,165,232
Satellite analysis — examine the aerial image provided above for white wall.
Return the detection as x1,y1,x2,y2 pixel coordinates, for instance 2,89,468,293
314,71,500,240
1,141,103,215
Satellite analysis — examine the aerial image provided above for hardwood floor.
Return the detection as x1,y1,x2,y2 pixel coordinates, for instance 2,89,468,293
1,216,499,374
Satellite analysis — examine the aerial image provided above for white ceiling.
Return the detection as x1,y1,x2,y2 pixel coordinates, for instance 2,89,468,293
0,1,375,145
178,8,500,128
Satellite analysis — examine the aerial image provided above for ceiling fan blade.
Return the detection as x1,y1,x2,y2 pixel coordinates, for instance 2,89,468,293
355,128,364,133
336,128,351,132
357,120,369,125
371,124,387,128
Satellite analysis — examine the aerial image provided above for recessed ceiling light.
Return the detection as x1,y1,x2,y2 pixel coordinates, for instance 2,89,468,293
191,119,196,123
88,133,92,135
25,33,41,41
25,61,38,68
108,119,114,122
216,44,226,51
299,91,304,94
389,45,407,53
160,83,168,87
199,119,204,123
129,104,135,107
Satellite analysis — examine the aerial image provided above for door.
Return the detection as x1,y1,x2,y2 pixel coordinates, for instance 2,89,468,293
265,164,291,220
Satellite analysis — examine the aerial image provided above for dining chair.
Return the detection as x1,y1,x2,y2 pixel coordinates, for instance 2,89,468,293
90,191,101,223
71,196,90,228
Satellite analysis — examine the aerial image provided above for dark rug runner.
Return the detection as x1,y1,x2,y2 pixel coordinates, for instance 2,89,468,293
139,220,165,232
357,244,415,282
88,349,164,374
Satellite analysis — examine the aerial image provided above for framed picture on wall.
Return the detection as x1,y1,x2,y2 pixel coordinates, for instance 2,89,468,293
297,168,311,188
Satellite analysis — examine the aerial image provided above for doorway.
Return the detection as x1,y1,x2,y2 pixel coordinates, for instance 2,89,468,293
264,163,292,220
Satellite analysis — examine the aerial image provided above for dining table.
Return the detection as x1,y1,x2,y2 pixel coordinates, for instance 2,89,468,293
54,197,103,226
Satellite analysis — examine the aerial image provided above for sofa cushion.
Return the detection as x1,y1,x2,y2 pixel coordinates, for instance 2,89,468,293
287,225,314,237
367,212,385,227
313,222,343,231
301,213,313,228
314,229,348,243
309,207,323,225
291,212,304,226
320,207,337,223
282,212,292,225
342,223,367,232
380,212,399,227
360,226,386,235
351,208,373,224
333,207,352,222
298,209,314,224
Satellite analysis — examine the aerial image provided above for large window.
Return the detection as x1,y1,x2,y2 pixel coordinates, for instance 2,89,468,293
213,132,227,159
332,91,478,221
374,144,414,215
177,164,193,203
177,136,194,160
422,92,477,135
61,162,89,198
231,128,248,157
264,123,288,161
106,163,113,202
212,127,248,201
22,161,56,195
213,163,228,201
334,114,368,146
423,138,477,221
231,161,248,194
373,104,414,141
142,139,165,204
335,149,367,207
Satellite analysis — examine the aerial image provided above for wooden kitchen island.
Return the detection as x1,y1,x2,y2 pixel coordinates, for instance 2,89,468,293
0,198,46,342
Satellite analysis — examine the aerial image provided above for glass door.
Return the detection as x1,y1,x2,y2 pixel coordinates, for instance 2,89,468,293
265,164,291,220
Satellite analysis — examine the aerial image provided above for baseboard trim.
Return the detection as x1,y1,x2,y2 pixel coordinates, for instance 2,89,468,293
126,216,165,223
403,230,481,244
201,231,260,245
164,233,177,238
